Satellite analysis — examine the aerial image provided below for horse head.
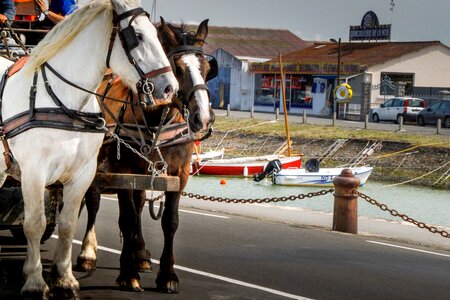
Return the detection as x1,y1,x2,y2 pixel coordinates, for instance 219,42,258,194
158,18,216,133
108,0,178,106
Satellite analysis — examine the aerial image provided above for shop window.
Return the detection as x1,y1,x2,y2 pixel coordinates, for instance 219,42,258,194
254,74,275,107
290,75,313,108
380,72,414,95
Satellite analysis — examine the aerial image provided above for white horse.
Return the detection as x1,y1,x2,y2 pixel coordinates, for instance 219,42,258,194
0,0,178,298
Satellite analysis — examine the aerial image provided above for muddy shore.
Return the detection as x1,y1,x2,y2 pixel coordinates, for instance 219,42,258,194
200,131,450,189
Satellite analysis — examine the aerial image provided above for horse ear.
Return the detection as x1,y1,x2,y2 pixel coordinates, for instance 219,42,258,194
195,19,209,47
158,17,178,49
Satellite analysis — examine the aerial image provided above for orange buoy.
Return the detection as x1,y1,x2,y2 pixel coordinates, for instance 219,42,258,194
220,179,227,185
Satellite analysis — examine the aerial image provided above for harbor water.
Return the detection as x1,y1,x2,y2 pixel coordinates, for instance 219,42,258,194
185,176,450,228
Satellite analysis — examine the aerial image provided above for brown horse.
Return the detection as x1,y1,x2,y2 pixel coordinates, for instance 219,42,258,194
75,18,216,293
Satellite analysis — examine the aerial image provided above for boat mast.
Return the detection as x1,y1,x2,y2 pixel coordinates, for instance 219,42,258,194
278,51,292,157
151,0,157,22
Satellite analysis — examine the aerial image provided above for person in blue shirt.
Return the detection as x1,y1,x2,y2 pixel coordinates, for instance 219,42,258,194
36,0,77,25
0,0,16,24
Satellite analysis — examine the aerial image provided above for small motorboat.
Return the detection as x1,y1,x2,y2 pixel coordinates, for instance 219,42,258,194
272,165,373,186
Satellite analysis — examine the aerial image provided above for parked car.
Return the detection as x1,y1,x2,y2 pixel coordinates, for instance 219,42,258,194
416,100,450,128
372,97,426,123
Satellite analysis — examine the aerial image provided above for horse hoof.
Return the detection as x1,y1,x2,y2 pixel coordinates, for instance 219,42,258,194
52,287,80,300
137,260,152,272
116,277,144,292
22,290,50,300
156,274,179,293
75,257,97,272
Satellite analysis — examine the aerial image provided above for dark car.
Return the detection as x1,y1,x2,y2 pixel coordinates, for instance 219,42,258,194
416,100,450,128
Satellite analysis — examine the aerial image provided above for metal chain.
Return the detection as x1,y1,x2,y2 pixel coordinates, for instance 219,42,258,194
181,189,334,204
104,126,168,174
357,191,450,238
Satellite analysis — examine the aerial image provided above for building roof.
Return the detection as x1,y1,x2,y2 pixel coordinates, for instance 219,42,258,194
250,41,448,75
278,41,446,67
190,25,312,59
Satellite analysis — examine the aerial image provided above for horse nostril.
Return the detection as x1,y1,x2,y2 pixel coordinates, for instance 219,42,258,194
165,85,173,94
193,112,202,125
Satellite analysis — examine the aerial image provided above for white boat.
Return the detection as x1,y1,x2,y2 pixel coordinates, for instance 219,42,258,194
273,166,373,186
191,149,225,162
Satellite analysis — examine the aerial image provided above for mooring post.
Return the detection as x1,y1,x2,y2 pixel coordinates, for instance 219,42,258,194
437,119,442,135
303,110,307,124
332,111,336,126
398,116,404,131
332,169,360,234
227,104,230,116
275,108,279,121
364,114,369,129
250,106,254,118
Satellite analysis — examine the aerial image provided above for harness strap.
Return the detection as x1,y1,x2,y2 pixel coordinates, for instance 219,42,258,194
144,66,173,79
41,63,104,128
0,68,11,169
28,71,38,120
3,108,103,139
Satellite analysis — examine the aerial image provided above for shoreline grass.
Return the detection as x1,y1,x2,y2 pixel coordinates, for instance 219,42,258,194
213,116,450,148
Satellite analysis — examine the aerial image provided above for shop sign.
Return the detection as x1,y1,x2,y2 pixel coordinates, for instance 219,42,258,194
349,11,391,41
250,62,360,75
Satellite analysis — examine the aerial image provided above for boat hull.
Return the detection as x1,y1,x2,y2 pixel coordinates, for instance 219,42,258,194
273,166,373,186
193,156,301,176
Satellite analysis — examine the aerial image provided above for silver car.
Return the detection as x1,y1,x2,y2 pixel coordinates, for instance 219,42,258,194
372,97,425,123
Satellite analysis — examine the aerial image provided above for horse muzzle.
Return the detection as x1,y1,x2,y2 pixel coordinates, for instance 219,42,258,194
137,76,178,107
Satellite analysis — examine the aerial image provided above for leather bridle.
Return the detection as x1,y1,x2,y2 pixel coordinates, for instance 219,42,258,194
106,7,173,107
166,45,211,110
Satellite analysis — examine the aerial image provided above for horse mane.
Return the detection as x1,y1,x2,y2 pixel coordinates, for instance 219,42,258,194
27,0,115,72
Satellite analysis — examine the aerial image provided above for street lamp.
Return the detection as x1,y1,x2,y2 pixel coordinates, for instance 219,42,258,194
329,38,341,119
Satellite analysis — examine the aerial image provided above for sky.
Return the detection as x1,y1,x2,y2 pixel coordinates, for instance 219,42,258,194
137,0,450,46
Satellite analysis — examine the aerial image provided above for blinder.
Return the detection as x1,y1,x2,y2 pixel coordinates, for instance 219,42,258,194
206,56,218,82
119,25,140,51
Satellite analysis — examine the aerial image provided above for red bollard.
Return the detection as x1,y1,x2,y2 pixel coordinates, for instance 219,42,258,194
332,169,360,234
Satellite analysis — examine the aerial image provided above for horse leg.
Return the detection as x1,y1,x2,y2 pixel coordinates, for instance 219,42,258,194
132,190,152,272
156,191,180,293
75,187,101,272
52,161,98,299
20,176,49,299
116,189,143,292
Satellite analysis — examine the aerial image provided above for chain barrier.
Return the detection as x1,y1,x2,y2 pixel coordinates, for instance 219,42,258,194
181,189,334,204
357,191,450,238
181,189,450,240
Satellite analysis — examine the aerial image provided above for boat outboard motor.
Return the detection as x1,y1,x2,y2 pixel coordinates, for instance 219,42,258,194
253,159,282,182
305,158,320,172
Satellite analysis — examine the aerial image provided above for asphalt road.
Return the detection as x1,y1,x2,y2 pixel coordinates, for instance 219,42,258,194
1,195,450,300
215,109,450,136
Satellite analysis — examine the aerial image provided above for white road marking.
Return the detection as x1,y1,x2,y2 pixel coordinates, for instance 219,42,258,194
54,236,311,300
367,240,450,258
100,196,229,219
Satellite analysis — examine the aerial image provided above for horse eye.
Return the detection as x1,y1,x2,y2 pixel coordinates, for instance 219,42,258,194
136,32,143,41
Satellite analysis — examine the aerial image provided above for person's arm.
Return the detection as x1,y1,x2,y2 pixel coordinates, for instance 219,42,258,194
36,0,65,24
0,0,16,23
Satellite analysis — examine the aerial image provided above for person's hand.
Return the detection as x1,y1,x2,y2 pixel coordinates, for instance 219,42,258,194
35,0,47,13
0,14,7,24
